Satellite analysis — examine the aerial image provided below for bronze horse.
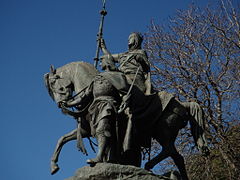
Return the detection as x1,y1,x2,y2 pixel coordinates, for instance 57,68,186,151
44,61,209,180
45,61,132,174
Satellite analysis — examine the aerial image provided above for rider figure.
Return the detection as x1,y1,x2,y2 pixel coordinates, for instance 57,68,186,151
100,32,152,95
99,32,152,165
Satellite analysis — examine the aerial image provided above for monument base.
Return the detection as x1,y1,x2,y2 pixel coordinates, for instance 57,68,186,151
65,163,179,180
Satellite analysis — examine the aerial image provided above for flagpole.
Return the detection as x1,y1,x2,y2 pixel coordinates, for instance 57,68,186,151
94,0,107,68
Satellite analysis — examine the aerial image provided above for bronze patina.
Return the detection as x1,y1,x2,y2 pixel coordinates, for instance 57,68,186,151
45,51,209,180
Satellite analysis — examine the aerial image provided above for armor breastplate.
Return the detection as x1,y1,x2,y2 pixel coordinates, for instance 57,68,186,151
92,75,118,98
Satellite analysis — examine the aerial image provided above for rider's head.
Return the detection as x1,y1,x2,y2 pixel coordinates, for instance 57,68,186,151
128,32,143,51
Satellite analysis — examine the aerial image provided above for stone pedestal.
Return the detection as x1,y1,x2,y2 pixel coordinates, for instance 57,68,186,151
65,163,171,180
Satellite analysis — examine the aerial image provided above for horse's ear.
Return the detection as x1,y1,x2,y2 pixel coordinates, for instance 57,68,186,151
50,65,56,74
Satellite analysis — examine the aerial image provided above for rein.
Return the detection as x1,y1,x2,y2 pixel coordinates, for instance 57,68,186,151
58,83,92,117
68,85,89,101
60,100,90,118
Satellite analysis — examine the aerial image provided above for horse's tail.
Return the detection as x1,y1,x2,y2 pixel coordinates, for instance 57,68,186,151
183,102,209,155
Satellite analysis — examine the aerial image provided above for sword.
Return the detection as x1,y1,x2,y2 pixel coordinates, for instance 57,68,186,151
118,66,140,114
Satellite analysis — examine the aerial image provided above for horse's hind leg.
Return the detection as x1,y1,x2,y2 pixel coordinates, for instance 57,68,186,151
169,145,189,180
144,146,169,170
51,129,77,175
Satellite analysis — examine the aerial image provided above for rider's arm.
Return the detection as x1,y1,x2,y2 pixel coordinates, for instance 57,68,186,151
145,72,152,95
65,85,93,107
111,53,122,62
136,50,152,94
65,96,83,107
99,38,122,63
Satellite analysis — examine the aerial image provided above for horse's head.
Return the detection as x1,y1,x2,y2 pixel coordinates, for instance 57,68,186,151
44,65,73,105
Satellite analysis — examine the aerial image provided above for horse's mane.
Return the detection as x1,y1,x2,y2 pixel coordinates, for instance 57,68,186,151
56,61,97,74
44,61,99,101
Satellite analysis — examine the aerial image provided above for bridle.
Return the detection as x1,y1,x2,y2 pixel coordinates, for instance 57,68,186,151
57,85,92,118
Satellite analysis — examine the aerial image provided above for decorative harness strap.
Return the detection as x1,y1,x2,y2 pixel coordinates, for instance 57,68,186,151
76,117,88,155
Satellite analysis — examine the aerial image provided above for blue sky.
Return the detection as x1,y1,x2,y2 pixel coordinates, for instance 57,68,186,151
0,0,222,179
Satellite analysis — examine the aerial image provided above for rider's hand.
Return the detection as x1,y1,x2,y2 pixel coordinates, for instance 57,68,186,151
58,100,66,108
123,94,131,104
99,38,106,49
100,55,107,61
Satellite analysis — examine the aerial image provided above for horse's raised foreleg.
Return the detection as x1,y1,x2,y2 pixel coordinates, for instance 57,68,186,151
51,129,77,175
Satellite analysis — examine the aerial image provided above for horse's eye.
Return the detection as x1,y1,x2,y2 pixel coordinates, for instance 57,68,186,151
55,75,60,79
50,81,55,86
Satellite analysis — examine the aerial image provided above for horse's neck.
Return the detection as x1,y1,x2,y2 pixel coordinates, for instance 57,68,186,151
72,73,80,93
71,62,97,93
72,67,84,93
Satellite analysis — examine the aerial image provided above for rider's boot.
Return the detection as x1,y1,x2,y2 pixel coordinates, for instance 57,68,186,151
87,119,111,165
86,135,108,164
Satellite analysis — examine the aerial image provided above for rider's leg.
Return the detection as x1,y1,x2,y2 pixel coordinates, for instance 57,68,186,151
87,118,111,164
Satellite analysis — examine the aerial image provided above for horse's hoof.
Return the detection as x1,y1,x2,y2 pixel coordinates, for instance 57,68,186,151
202,146,210,156
86,159,98,167
51,163,60,175
87,159,94,163
86,158,102,166
144,163,153,171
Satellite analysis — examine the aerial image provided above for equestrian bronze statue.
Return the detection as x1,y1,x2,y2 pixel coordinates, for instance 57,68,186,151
44,33,209,180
